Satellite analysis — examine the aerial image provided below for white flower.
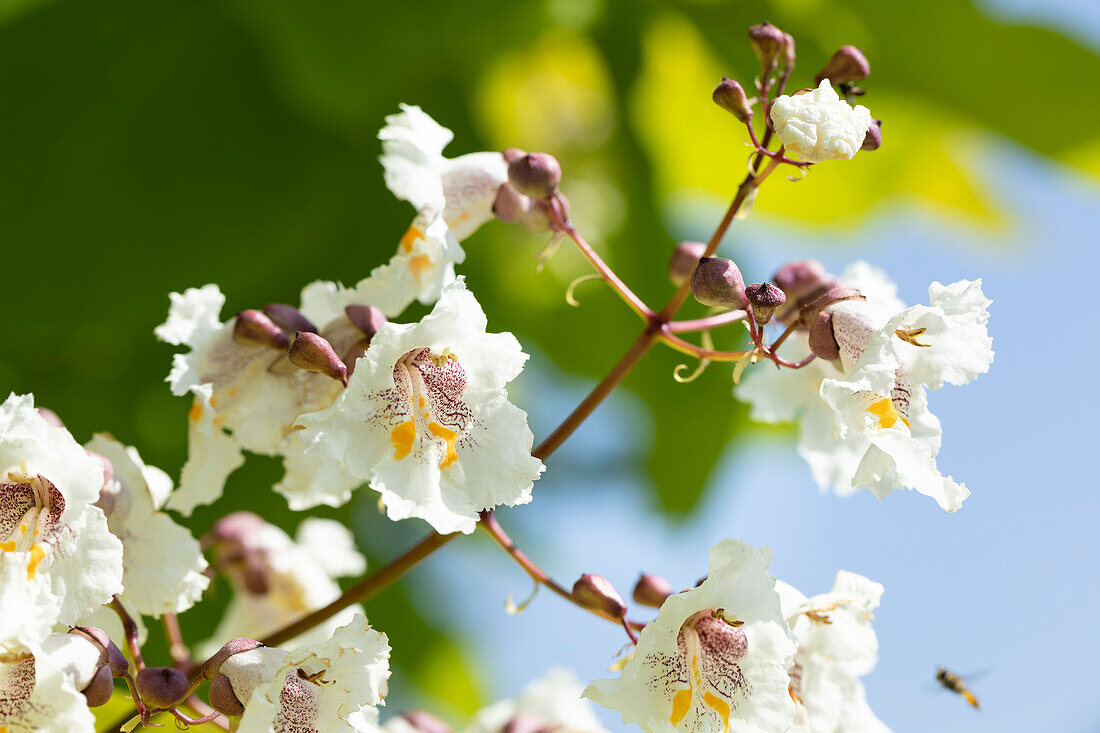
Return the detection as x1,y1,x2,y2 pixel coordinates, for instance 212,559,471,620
84,434,208,618
769,80,872,163
0,394,123,649
220,614,390,732
776,572,890,733
297,278,544,534
585,539,797,733
736,265,993,511
156,284,369,513
465,669,608,733
0,634,101,733
199,514,367,655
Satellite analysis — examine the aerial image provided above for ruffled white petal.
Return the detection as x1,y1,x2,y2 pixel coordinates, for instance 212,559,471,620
769,80,872,164
465,669,608,733
0,638,96,732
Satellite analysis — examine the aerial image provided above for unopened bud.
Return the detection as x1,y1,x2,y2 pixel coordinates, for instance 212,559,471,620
502,147,527,164
208,673,245,717
668,241,707,287
492,183,533,223
748,22,786,69
81,664,114,707
746,282,786,325
691,256,747,309
234,310,290,350
503,711,554,733
70,625,128,677
401,711,453,733
507,153,561,199
36,407,65,428
288,332,348,386
780,32,796,68
799,286,863,326
815,46,870,87
773,260,829,299
202,638,265,680
263,303,317,335
808,311,840,360
571,574,627,618
862,119,882,151
712,78,753,123
135,666,189,709
632,574,673,607
344,305,387,343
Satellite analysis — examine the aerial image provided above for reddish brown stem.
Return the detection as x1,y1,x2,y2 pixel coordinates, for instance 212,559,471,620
110,597,145,672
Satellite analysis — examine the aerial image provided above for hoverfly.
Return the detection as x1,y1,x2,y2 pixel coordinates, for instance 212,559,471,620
936,667,980,709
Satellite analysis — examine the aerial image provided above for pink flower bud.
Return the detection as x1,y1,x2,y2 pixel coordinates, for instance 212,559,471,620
808,311,840,360
201,638,265,679
82,664,114,707
815,45,870,86
712,78,753,123
571,574,627,618
691,256,747,309
862,119,882,151
135,666,189,709
502,147,527,164
772,260,829,299
632,574,673,607
263,303,318,335
401,711,454,733
745,282,786,325
799,286,863,327
233,310,290,350
492,182,533,223
344,305,387,343
668,241,707,287
780,32,796,67
288,332,348,386
748,22,786,68
70,625,128,677
208,673,245,717
507,153,562,199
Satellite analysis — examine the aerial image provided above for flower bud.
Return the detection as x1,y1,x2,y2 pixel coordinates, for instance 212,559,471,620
36,407,65,428
70,625,128,677
208,672,245,717
780,32,796,68
288,332,348,386
507,153,561,199
814,45,870,87
502,147,527,164
503,711,555,733
808,310,840,360
748,22,786,69
344,305,387,343
492,182,533,223
401,711,454,733
632,574,673,607
201,638,265,680
862,119,882,151
135,666,189,709
712,78,753,123
571,574,627,619
746,282,786,325
772,260,829,299
799,286,864,326
82,664,114,707
263,303,318,335
690,256,747,309
233,310,290,350
668,241,707,287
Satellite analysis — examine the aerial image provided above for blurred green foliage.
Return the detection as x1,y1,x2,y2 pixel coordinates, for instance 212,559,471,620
0,0,1095,729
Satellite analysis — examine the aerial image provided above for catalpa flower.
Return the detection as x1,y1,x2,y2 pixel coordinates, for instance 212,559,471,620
585,539,797,733
776,572,890,733
200,512,367,655
0,394,123,648
736,264,993,511
465,669,608,733
84,434,208,618
156,283,373,513
297,278,544,534
217,614,390,732
0,633,111,733
769,80,872,163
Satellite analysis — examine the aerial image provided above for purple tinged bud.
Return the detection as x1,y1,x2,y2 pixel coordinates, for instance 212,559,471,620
690,256,747,309
632,574,673,607
748,22,786,68
135,666,189,709
668,241,707,287
862,119,882,151
773,260,829,299
344,305,387,343
808,311,840,360
81,664,114,707
234,310,290,350
343,339,370,377
507,153,562,199
262,303,317,335
713,78,753,123
201,638,265,680
208,673,245,717
401,711,454,733
71,626,128,677
815,45,870,86
36,407,65,428
571,574,627,618
492,183,533,223
780,32,796,68
503,711,555,733
746,282,786,325
502,147,527,164
288,332,348,386
799,287,864,327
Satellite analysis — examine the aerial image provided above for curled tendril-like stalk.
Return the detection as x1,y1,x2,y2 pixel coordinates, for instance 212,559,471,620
673,331,715,383
565,273,607,307
785,166,809,183
504,578,540,615
535,232,566,272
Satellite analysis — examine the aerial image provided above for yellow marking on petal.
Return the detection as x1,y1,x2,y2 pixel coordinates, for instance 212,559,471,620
27,544,45,580
670,687,694,727
188,401,203,424
400,225,423,254
418,396,425,409
209,396,219,408
19,525,26,536
428,422,458,468
390,420,417,461
703,692,730,733
866,398,909,429
0,541,15,552
408,254,432,278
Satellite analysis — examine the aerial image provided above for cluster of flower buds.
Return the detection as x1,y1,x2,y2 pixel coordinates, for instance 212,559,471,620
233,302,387,385
748,21,795,70
493,149,566,232
68,626,130,707
771,260,866,359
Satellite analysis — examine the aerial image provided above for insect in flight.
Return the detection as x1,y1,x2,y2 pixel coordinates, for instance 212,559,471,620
936,667,980,709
